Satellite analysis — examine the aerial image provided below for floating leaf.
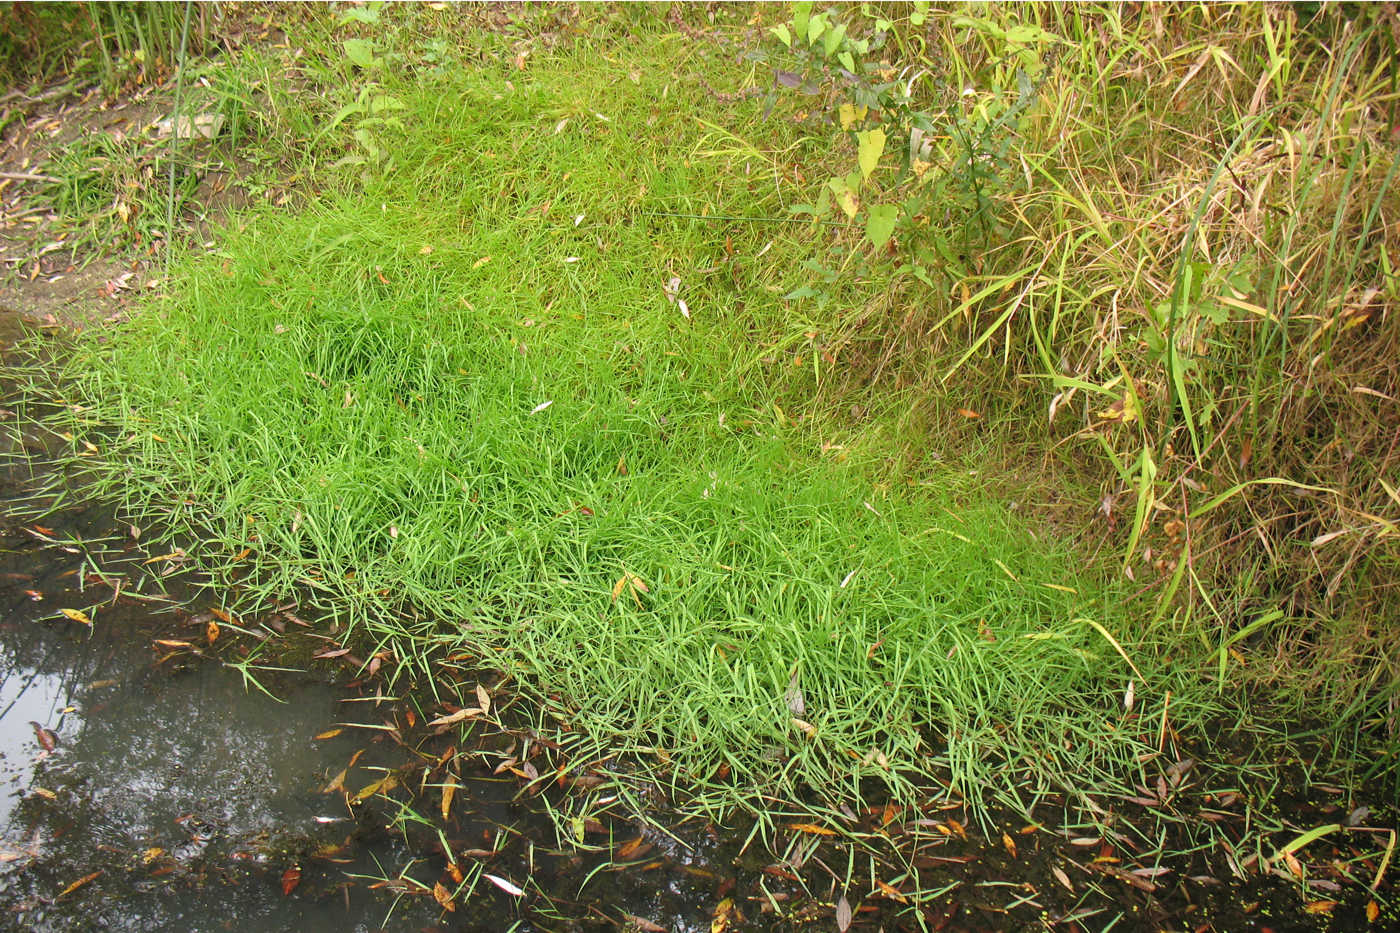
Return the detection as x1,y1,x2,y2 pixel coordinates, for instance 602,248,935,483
482,873,525,897
476,684,491,715
30,722,57,752
1304,900,1337,915
1002,831,1018,858
314,728,343,740
429,707,481,727
789,822,837,836
433,881,457,912
441,776,457,821
59,608,92,625
206,620,220,645
314,647,351,659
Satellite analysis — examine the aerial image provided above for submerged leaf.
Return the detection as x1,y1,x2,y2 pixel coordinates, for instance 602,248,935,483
56,871,101,899
835,894,852,932
281,866,301,896
59,608,92,625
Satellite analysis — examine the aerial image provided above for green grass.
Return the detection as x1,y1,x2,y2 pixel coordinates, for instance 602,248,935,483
12,0,1397,836
32,24,1194,817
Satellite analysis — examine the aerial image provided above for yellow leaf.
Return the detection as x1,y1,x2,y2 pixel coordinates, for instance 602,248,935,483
206,620,220,645
1002,831,1018,858
352,774,398,805
788,822,837,836
1304,900,1337,915
56,870,101,899
142,847,164,863
59,608,92,625
711,897,738,933
314,728,343,740
433,881,456,911
323,768,348,794
441,776,457,821
838,102,868,130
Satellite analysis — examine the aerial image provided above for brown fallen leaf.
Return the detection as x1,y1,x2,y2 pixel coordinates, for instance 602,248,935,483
323,768,348,794
433,880,456,912
428,707,481,727
874,879,907,903
789,822,837,836
281,866,301,896
622,914,666,933
835,894,853,932
476,683,491,715
352,774,398,804
1002,831,1018,858
616,836,653,860
30,722,57,752
206,620,220,645
56,870,101,899
711,897,739,933
441,776,457,821
1304,900,1337,915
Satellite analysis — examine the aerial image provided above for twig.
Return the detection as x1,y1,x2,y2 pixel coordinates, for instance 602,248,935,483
0,171,60,184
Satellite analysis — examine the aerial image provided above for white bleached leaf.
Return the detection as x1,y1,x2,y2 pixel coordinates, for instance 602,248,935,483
530,400,554,415
483,873,525,897
677,298,689,319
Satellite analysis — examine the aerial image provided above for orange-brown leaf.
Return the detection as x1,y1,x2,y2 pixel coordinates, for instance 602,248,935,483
281,867,301,896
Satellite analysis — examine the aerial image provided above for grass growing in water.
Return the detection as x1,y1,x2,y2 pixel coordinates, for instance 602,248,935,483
38,33,1190,816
